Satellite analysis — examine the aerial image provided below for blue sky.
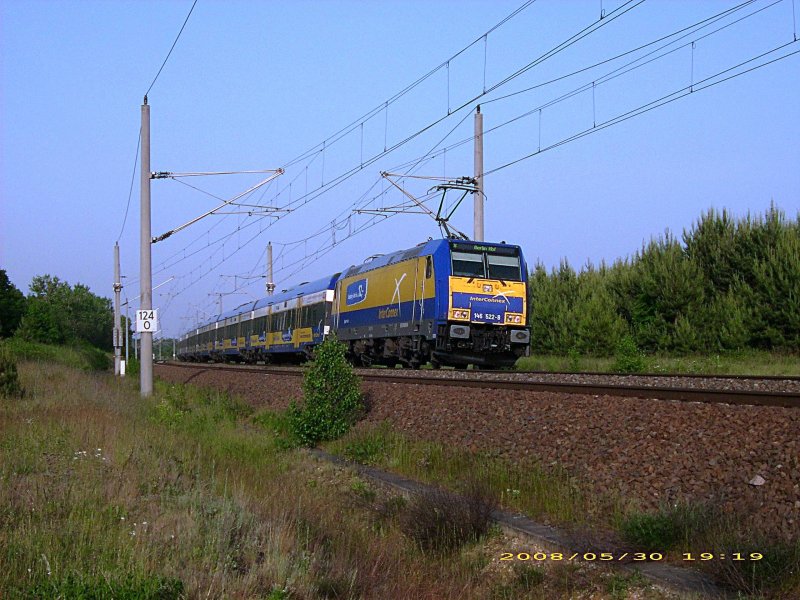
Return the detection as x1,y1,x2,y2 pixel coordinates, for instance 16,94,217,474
2,0,798,338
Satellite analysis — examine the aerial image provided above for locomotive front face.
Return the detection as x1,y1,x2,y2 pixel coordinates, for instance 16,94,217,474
437,241,530,367
448,243,526,325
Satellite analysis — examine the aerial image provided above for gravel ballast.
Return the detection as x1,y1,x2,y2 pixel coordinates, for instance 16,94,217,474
155,364,800,540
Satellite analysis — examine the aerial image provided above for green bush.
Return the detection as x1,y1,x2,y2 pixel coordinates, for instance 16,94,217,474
610,335,647,373
288,336,363,446
0,344,23,398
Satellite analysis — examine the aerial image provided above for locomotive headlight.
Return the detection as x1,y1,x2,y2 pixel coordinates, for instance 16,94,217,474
450,309,470,321
450,324,470,339
505,313,523,324
510,329,530,344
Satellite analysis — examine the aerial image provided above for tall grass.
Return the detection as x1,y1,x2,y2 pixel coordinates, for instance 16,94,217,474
329,424,614,527
6,361,659,599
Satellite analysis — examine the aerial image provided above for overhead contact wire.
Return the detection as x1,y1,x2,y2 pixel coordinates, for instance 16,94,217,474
145,0,199,97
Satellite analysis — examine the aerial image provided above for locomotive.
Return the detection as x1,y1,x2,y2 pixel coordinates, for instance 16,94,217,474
176,238,530,368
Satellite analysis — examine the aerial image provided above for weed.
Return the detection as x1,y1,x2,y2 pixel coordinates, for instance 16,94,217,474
550,562,585,595
366,495,406,532
252,409,297,449
252,409,291,435
343,426,389,464
619,502,713,551
703,540,800,598
349,478,376,502
0,344,24,398
491,564,545,599
266,586,291,600
315,573,357,599
19,572,185,599
153,398,186,429
605,570,646,600
126,357,140,377
400,480,496,553
515,563,545,589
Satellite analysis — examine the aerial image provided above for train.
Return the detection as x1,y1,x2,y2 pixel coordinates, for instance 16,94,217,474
176,238,530,369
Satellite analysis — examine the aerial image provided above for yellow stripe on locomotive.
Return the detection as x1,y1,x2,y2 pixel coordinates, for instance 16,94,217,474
336,256,435,316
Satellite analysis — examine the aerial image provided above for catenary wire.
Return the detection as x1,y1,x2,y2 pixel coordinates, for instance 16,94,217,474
116,129,141,243
145,0,199,97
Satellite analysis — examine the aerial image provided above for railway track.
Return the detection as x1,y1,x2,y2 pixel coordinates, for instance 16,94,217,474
157,361,800,408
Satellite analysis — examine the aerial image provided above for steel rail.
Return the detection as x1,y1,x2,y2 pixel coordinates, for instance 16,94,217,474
156,362,800,409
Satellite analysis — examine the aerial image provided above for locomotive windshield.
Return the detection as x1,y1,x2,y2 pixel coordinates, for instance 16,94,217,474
452,251,486,278
487,254,521,280
450,244,522,281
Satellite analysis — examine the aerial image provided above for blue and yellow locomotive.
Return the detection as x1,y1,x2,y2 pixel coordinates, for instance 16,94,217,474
177,238,530,368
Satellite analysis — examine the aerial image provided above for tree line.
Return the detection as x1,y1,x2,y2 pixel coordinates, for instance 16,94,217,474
528,205,799,356
0,273,116,351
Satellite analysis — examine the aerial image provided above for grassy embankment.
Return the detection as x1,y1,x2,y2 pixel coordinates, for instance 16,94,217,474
516,350,800,376
325,424,799,599
1,354,678,599
1,338,110,371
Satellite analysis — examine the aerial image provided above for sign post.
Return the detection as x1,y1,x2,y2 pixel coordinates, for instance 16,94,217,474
136,309,159,337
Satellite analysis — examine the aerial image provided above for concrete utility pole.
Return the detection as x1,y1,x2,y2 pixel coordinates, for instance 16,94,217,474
473,105,484,242
113,243,122,375
125,302,129,374
266,242,275,296
140,97,153,396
